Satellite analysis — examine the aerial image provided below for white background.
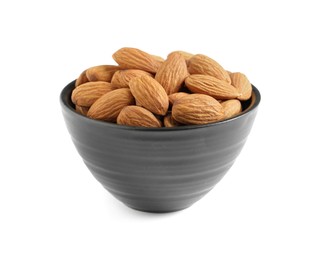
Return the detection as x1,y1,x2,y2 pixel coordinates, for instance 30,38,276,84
1,0,316,259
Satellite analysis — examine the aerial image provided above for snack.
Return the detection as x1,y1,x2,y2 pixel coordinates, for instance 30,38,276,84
72,47,252,127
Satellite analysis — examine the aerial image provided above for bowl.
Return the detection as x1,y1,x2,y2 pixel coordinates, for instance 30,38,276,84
60,80,261,213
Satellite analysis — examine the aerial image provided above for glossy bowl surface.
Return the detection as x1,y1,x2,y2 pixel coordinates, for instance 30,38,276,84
60,80,261,213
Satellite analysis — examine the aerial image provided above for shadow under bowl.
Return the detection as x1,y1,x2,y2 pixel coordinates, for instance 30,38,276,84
60,80,261,213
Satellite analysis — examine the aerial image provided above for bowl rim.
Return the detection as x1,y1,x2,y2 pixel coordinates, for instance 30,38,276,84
60,80,261,131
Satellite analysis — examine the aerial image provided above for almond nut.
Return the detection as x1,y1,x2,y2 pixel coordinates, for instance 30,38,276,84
185,74,240,100
164,114,182,127
188,54,231,84
221,99,242,119
172,94,224,125
112,47,162,73
75,105,90,116
155,52,188,95
111,69,153,88
168,92,190,105
117,106,162,127
86,65,121,82
75,70,89,87
87,88,135,121
71,81,114,107
230,72,252,101
129,75,169,116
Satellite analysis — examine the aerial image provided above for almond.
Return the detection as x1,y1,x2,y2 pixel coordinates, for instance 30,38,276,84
168,92,189,105
117,106,162,128
168,51,194,64
188,54,231,84
86,65,121,82
185,74,240,99
87,88,135,121
230,72,252,101
221,99,242,119
75,70,89,87
151,55,165,63
172,94,224,125
112,47,162,73
75,105,89,116
71,81,114,107
129,75,169,116
155,52,188,95
164,114,181,127
111,69,153,88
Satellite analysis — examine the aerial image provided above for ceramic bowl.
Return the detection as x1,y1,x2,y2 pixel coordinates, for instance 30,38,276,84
60,80,261,213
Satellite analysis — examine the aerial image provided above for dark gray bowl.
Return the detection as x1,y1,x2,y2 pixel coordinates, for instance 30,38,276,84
60,80,261,213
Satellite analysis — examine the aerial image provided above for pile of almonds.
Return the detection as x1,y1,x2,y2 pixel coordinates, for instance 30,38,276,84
71,47,252,127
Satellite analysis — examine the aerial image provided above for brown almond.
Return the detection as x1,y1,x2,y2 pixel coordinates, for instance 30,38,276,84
168,92,190,105
221,99,242,119
75,105,90,116
172,94,224,125
112,47,162,73
164,114,182,127
111,69,153,88
87,88,135,121
230,72,252,101
129,75,169,116
168,51,194,64
75,70,89,87
155,52,188,95
71,81,114,107
117,106,162,128
185,74,240,99
188,54,231,84
151,55,165,63
86,65,121,82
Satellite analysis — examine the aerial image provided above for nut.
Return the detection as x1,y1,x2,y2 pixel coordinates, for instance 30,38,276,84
71,81,114,107
112,47,162,73
117,106,162,127
188,54,231,84
221,99,242,119
72,47,253,127
172,94,224,125
168,92,189,105
111,69,153,88
230,72,252,101
87,88,135,121
86,65,121,82
129,75,169,116
155,52,188,95
185,74,240,100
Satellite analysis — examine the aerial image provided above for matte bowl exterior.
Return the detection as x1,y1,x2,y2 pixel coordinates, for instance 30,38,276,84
60,80,261,213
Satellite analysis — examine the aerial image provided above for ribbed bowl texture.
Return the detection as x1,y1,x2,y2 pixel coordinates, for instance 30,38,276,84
60,80,261,213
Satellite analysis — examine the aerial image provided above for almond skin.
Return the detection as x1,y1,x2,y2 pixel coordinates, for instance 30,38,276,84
164,114,182,127
117,106,162,128
155,52,188,95
75,70,89,87
75,105,90,116
129,75,169,116
168,51,194,65
172,94,224,125
168,92,190,105
221,99,242,119
230,72,252,101
87,88,135,121
71,81,114,107
188,54,231,84
112,47,162,73
111,69,153,88
185,74,240,100
86,65,121,82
